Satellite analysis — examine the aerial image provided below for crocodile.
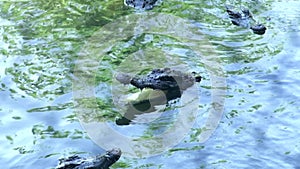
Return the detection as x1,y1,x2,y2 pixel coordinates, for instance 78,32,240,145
115,68,201,125
226,5,267,35
55,148,121,169
116,68,201,100
124,0,159,10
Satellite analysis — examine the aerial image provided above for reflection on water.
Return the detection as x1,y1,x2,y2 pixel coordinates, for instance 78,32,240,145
1,0,300,168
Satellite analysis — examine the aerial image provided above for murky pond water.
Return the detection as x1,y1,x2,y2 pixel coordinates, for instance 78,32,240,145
1,0,300,168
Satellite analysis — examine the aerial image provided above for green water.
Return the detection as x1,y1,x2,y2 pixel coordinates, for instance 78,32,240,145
1,0,300,168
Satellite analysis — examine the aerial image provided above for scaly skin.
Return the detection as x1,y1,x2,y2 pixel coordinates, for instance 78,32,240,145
56,148,121,169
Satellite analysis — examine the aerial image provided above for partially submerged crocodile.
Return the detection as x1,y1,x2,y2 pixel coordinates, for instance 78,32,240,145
56,148,121,169
226,5,267,35
124,0,158,10
116,68,201,100
115,68,201,125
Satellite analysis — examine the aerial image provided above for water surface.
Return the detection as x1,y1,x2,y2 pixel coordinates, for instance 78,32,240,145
0,0,300,168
